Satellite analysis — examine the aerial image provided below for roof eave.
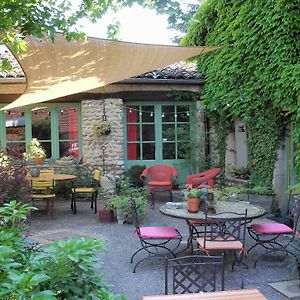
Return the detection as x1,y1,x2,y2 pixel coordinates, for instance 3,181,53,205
118,78,203,85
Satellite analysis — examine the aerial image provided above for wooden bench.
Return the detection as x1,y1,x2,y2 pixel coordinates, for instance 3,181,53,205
141,289,267,300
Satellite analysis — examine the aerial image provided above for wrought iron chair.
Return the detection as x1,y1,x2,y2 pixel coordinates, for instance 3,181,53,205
129,199,182,273
185,168,221,253
164,255,224,294
247,197,300,267
140,164,178,208
71,169,100,214
195,210,248,271
31,179,55,216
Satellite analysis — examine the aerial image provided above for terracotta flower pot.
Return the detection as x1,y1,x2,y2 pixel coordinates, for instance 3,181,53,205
99,208,115,223
34,157,44,165
187,197,201,213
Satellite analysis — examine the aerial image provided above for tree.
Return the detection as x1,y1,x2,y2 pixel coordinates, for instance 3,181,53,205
0,0,199,71
182,0,299,187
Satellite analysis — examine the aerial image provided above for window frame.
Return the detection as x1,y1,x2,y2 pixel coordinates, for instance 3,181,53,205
123,101,195,165
0,103,82,160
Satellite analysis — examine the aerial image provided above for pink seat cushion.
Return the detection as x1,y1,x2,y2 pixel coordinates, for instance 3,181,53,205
139,226,180,238
251,223,294,234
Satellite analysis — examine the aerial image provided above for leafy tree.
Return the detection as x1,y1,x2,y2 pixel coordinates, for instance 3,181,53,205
0,0,200,71
182,0,299,187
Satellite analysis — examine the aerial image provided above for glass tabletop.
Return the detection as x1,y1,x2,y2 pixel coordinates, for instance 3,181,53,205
160,201,265,221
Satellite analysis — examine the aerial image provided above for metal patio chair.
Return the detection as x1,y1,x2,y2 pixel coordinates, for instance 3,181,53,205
247,197,300,267
195,210,248,271
140,164,178,208
71,169,100,214
164,254,224,295
185,168,221,253
129,199,182,273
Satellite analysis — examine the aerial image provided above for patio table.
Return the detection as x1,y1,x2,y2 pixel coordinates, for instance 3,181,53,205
160,200,265,253
141,288,267,299
27,173,76,182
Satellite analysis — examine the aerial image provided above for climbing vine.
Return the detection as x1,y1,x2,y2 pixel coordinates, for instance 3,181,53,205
182,0,299,188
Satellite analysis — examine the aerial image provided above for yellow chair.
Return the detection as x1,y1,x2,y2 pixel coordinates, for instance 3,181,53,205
71,169,100,214
31,179,55,216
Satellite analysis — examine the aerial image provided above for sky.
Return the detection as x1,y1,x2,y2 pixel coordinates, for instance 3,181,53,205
79,4,178,45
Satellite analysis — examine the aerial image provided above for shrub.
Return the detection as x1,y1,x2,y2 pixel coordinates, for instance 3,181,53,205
106,178,148,222
0,148,31,204
0,200,124,300
126,164,146,188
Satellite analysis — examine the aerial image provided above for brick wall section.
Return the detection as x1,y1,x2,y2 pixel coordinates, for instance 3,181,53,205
81,99,124,177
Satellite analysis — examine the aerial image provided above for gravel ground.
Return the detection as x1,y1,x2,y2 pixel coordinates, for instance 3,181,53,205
28,195,299,300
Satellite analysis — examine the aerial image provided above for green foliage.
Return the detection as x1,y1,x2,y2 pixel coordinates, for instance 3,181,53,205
229,164,250,180
0,200,123,299
211,185,274,202
184,188,204,200
106,178,148,222
126,164,146,187
183,0,298,188
106,195,147,223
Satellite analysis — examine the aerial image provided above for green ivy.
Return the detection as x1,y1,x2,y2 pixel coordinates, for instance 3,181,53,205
182,0,299,188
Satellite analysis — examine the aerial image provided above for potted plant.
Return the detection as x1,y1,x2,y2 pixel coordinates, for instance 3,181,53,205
105,195,147,224
24,138,46,165
185,188,205,213
92,120,112,136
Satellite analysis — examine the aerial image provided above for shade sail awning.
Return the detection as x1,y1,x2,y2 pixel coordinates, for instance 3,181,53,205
2,35,221,110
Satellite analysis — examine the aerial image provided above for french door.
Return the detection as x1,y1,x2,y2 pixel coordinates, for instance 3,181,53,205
124,102,195,185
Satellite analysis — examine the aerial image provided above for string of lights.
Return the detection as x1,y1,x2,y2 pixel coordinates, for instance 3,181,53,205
125,106,192,118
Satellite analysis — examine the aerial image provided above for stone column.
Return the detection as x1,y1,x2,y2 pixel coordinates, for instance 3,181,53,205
81,98,124,177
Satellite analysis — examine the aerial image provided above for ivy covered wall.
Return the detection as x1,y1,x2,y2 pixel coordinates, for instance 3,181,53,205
182,0,299,189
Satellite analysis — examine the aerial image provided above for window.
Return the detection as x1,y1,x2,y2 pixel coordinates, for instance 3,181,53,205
126,105,155,160
125,102,193,162
58,106,79,158
5,110,26,155
31,107,51,158
0,103,81,160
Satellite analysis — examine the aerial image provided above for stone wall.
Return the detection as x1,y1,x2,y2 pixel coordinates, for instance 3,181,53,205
81,98,124,177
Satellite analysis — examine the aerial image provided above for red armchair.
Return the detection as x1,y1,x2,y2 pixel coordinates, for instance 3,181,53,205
140,164,179,208
185,168,221,190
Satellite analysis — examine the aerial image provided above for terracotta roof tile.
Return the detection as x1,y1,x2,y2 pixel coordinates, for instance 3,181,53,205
135,61,202,80
0,46,24,78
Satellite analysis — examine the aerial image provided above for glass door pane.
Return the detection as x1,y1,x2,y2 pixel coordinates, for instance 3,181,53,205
5,110,26,154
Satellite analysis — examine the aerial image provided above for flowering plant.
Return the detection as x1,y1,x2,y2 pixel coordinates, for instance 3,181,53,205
24,138,46,160
0,152,9,167
92,120,111,136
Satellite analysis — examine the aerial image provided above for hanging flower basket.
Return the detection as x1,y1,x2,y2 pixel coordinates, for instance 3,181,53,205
92,120,112,136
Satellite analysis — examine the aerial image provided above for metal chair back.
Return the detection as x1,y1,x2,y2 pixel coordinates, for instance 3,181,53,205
165,255,224,294
129,198,141,236
203,210,248,249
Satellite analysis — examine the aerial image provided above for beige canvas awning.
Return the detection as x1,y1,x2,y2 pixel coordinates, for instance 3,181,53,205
2,35,221,110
